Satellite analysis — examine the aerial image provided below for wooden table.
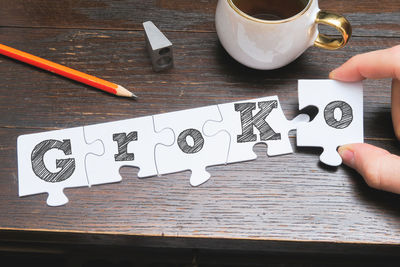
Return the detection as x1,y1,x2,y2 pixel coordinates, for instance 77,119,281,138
1,0,400,263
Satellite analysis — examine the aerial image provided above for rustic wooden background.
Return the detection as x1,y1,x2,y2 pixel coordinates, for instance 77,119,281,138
0,0,400,265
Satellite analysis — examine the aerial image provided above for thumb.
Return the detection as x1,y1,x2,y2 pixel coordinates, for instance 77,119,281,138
338,143,400,194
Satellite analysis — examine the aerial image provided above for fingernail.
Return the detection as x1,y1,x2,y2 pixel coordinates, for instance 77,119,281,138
338,145,355,168
395,128,400,141
329,70,336,79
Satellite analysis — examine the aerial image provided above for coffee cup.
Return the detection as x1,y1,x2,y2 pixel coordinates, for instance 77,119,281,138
215,0,351,70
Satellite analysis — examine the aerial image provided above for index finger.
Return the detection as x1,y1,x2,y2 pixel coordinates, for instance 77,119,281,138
329,45,400,82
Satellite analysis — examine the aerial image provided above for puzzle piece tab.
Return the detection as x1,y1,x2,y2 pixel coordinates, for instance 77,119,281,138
203,96,309,164
296,79,364,166
17,127,103,206
154,105,230,186
83,116,174,185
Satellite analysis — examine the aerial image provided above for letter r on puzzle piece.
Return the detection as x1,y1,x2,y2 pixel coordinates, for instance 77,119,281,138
83,116,174,186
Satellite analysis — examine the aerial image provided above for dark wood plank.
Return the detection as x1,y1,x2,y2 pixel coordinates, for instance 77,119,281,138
2,235,400,266
0,27,398,140
0,0,399,37
1,128,400,246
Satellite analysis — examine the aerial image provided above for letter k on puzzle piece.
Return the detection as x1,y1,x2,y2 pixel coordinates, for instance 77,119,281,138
203,96,309,164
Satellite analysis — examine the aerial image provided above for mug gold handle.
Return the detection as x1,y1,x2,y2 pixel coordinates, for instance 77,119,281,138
314,11,352,50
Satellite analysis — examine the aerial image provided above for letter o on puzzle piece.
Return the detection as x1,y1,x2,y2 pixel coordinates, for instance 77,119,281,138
324,100,353,129
177,129,204,154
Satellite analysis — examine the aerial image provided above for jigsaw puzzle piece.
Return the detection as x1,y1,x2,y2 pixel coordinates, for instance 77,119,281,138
203,96,309,164
83,116,174,185
296,79,363,166
154,105,230,186
17,126,103,206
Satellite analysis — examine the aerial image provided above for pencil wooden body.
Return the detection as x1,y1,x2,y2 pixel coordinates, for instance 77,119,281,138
0,43,135,98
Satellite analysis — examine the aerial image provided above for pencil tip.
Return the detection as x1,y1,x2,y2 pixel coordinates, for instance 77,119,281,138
116,84,138,99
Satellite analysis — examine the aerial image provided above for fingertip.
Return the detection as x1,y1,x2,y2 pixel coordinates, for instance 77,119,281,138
328,65,357,82
340,143,400,193
394,124,400,140
392,78,400,140
329,70,336,80
338,143,383,181
338,145,355,168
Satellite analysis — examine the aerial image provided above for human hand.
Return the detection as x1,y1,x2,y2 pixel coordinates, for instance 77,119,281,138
329,45,400,194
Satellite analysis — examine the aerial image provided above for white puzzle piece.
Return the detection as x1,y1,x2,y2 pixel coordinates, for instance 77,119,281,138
154,105,230,186
83,116,175,185
17,127,103,206
296,79,364,166
203,96,309,164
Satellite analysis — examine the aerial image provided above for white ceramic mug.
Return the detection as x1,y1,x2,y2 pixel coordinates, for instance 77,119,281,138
215,0,351,70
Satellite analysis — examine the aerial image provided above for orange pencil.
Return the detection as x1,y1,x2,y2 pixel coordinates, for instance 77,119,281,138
0,43,137,99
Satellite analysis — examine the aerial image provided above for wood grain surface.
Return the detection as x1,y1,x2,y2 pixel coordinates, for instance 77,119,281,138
0,0,400,253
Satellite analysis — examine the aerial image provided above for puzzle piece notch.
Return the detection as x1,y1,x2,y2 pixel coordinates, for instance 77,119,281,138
152,117,176,177
296,79,364,166
154,105,230,186
83,127,106,187
83,116,175,187
203,96,310,165
143,21,174,72
17,126,104,206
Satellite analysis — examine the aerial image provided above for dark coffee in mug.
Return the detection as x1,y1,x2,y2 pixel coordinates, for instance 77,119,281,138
231,0,309,20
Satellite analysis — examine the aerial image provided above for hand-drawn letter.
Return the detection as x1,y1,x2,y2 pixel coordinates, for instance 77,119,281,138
324,101,353,129
31,139,75,183
177,128,204,154
235,101,281,143
113,132,138,161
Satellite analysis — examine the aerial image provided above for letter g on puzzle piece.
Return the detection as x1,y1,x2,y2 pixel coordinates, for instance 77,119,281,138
17,127,103,206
